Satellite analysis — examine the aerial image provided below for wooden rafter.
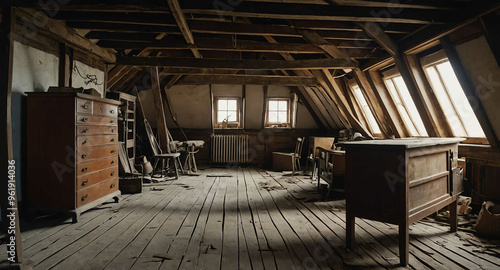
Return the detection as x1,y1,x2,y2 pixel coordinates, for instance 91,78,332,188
167,0,201,58
181,2,452,24
177,74,319,86
116,57,357,70
16,8,116,63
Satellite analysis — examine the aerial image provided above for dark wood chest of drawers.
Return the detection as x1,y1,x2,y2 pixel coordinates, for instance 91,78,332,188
27,92,122,222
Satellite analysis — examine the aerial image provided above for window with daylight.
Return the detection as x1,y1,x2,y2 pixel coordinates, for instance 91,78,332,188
266,98,290,127
383,73,428,137
215,98,240,128
421,53,485,138
351,85,382,135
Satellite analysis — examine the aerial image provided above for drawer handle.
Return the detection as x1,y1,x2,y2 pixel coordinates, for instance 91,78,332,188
81,194,88,201
82,179,88,186
81,167,88,173
111,171,115,176
110,109,114,114
100,107,103,111
111,149,116,153
82,139,88,145
82,128,89,133
110,183,116,189
111,138,115,142
110,120,114,123
83,104,90,109
82,153,88,159
111,129,114,133
111,160,115,164
82,117,89,122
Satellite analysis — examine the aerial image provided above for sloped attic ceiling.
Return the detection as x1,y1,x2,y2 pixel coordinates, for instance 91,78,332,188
18,0,500,135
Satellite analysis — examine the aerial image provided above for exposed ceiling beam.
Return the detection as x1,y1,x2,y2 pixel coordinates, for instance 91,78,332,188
53,11,177,26
181,2,453,24
116,57,357,70
242,0,459,10
97,38,324,53
16,8,116,63
177,74,319,86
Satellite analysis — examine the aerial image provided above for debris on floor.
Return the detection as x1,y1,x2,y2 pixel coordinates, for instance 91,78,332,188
259,181,283,191
475,201,500,240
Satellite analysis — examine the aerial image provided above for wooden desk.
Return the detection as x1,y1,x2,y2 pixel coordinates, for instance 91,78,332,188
343,138,464,266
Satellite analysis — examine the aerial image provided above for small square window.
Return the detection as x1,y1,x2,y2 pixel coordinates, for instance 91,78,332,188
266,98,290,127
215,98,240,128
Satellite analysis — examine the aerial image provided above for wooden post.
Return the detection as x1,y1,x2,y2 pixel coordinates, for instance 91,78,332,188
151,67,171,153
58,43,67,87
0,6,23,265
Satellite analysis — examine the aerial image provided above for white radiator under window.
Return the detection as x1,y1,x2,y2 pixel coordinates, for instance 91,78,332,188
211,134,249,163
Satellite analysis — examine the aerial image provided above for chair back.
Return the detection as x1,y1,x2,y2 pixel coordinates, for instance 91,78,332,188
294,137,305,156
144,119,162,156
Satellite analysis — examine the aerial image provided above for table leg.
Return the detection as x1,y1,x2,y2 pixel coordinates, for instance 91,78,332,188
346,211,355,249
399,222,409,267
450,199,458,232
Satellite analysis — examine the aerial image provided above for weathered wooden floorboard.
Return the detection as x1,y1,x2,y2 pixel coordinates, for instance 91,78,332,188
244,169,299,269
16,168,500,270
38,182,181,270
79,178,206,270
158,174,219,270
236,168,266,270
24,188,162,266
130,174,215,270
195,171,228,270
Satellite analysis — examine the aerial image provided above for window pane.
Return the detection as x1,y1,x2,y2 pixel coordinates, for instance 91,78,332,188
398,104,419,136
425,65,467,136
393,76,428,136
353,85,381,134
278,100,288,111
218,111,227,123
436,61,485,137
218,99,228,110
269,100,278,110
269,111,278,123
227,110,237,122
278,112,287,123
227,99,237,110
385,79,402,104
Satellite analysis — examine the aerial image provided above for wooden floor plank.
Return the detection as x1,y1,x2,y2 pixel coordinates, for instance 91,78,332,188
78,179,201,270
15,167,500,270
38,183,182,269
130,174,216,270
195,172,228,270
177,177,220,270
236,168,266,270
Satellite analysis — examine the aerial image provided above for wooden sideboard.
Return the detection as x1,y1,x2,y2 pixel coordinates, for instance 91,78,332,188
343,138,464,266
27,92,122,222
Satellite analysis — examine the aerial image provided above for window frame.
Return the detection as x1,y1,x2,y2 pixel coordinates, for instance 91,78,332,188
265,98,291,128
348,83,383,137
420,50,486,139
214,97,241,129
382,69,428,137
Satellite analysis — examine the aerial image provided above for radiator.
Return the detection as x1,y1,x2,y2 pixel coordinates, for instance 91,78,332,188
211,134,249,163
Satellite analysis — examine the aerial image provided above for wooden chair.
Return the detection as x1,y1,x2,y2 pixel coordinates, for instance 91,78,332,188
316,147,345,199
272,137,305,176
144,119,182,179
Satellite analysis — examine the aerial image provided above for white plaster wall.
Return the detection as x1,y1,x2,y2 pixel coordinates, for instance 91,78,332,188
71,60,105,97
11,41,59,200
455,36,500,138
245,85,264,129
